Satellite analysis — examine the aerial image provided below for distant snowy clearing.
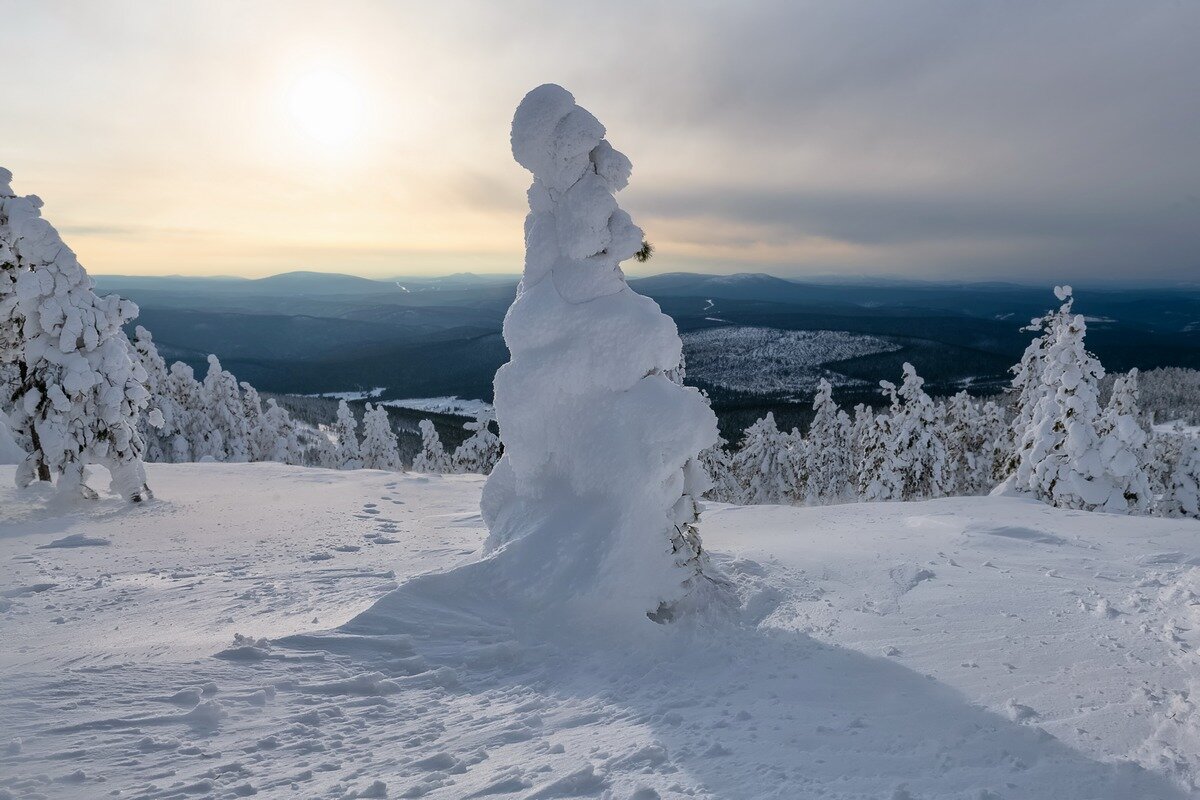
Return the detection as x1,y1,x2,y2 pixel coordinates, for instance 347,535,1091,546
380,396,494,417
3,464,1200,799
304,387,387,402
682,327,901,394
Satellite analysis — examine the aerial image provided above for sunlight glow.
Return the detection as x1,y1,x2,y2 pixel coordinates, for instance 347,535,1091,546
285,67,365,148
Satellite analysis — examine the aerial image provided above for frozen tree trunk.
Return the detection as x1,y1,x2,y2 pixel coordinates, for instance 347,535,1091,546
480,85,724,624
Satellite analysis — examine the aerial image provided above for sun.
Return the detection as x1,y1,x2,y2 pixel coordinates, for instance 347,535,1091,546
285,66,365,148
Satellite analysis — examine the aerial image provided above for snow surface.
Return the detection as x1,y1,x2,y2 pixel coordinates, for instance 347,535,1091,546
683,327,901,395
4,463,1200,799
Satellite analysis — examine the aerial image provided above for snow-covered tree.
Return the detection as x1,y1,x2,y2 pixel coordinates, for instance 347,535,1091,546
888,364,949,500
452,412,501,474
732,413,799,505
480,85,724,624
203,355,250,462
943,391,991,496
412,418,451,474
167,363,219,461
979,399,1010,488
1094,368,1153,512
857,394,899,502
1161,437,1200,518
0,169,151,500
130,327,174,462
804,378,851,504
240,382,272,462
262,399,302,464
1005,286,1073,477
330,399,361,469
1016,304,1127,511
359,403,401,470
698,437,741,503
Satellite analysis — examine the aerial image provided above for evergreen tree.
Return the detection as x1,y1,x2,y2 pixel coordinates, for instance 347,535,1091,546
1017,309,1122,511
203,355,250,462
1094,368,1154,512
359,403,402,470
330,399,362,469
452,412,501,474
732,412,798,504
1,169,151,500
698,437,741,503
857,396,899,502
1162,438,1200,518
263,399,301,464
240,382,272,462
943,391,986,496
1006,286,1074,477
413,418,452,474
888,364,949,500
130,327,174,462
804,378,851,504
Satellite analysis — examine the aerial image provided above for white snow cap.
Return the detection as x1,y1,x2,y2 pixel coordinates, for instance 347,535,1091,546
478,84,721,626
0,167,12,197
1053,285,1072,302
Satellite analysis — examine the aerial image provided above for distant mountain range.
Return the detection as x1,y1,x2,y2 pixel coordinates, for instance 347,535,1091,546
95,270,1200,436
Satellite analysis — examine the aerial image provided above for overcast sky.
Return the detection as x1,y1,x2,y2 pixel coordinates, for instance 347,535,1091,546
5,0,1198,282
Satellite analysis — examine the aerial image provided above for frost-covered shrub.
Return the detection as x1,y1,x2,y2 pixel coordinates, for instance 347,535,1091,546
0,168,151,501
480,84,724,624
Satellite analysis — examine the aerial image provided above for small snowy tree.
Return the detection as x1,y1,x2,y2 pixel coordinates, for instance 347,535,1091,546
452,412,501,474
330,399,362,469
130,327,174,462
480,85,724,623
359,403,402,470
203,355,250,462
1094,368,1154,513
979,399,1010,488
888,364,949,500
804,379,851,504
1161,438,1200,518
732,413,798,505
857,395,899,501
167,363,220,461
240,382,272,462
1,169,151,500
698,437,741,503
262,399,302,464
412,418,452,474
943,391,986,496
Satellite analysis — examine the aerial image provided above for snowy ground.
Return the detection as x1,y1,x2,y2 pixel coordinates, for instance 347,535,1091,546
3,464,1200,799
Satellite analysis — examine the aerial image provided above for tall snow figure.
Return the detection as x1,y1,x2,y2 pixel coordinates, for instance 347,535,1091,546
482,85,723,624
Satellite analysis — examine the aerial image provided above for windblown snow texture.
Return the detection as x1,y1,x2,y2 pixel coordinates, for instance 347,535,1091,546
478,85,720,625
